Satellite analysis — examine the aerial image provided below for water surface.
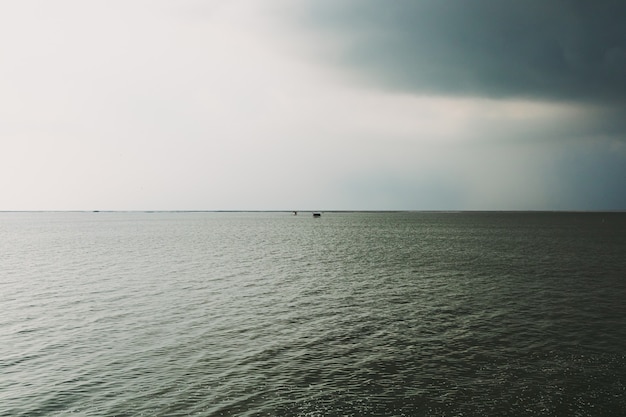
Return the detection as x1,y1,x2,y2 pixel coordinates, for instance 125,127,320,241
1,211,625,416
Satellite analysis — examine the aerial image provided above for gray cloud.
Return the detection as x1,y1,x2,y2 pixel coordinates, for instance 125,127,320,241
298,0,626,105
283,0,626,210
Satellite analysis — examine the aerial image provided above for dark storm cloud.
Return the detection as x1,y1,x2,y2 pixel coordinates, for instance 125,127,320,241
299,0,626,105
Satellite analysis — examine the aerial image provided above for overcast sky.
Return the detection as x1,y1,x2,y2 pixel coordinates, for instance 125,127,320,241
1,0,625,211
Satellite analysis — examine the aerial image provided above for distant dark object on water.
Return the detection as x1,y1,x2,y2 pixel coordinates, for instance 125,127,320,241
293,211,297,216
313,212,321,218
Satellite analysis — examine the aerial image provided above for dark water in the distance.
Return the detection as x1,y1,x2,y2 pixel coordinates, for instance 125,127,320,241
2,211,626,417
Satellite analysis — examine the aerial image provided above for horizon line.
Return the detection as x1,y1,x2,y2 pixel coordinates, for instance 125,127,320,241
1,209,625,214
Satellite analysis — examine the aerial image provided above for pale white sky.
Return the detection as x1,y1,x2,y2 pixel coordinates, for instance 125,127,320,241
1,1,624,210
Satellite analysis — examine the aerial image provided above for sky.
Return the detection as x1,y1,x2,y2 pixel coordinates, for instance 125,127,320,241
1,0,625,211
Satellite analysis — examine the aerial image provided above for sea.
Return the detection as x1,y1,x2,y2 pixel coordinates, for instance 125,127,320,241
1,211,625,417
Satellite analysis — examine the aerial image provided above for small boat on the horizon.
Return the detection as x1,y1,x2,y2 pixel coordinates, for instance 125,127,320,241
312,212,321,218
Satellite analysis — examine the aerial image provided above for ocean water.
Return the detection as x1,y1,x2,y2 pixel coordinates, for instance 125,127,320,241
1,211,625,417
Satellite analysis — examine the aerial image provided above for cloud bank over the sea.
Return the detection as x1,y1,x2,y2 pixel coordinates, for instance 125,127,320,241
280,0,626,209
295,0,626,105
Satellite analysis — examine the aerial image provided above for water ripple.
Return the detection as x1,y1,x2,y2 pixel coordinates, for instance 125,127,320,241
1,212,625,416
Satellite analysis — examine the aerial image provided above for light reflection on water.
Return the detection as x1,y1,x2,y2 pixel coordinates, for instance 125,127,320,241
1,211,625,416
